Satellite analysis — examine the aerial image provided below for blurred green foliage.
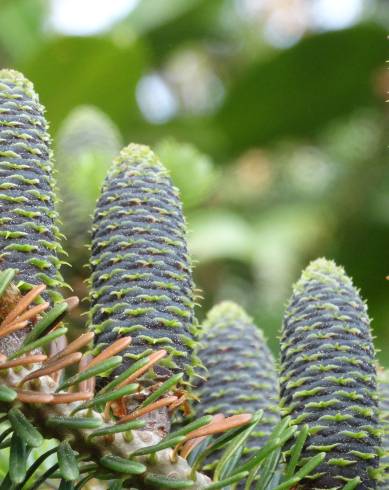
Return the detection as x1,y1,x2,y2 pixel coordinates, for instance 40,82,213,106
218,23,387,151
0,0,388,365
56,104,122,258
155,139,218,208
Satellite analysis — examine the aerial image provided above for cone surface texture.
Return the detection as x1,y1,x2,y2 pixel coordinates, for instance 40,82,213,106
195,301,279,463
0,69,65,301
89,144,197,380
280,258,379,490
378,370,389,489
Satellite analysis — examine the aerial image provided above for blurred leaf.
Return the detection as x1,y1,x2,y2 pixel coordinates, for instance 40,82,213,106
56,105,123,209
189,210,255,262
319,109,383,166
217,23,387,153
119,0,203,34
117,0,225,61
128,117,226,159
155,138,218,208
0,0,47,64
56,105,122,254
253,205,327,265
20,35,148,132
253,205,327,310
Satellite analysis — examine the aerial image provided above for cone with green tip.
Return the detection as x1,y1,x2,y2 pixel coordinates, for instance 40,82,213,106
0,69,66,296
89,143,198,385
280,258,379,490
0,69,67,353
194,301,279,467
378,369,389,489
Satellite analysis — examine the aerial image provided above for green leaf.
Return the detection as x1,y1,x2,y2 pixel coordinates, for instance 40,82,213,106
57,355,122,391
59,479,75,490
0,438,11,450
187,437,211,466
245,417,290,490
19,446,57,487
9,433,26,484
22,302,69,346
190,421,259,476
139,372,183,408
8,326,68,360
272,452,326,490
74,474,94,490
29,463,59,490
255,446,281,490
88,470,117,480
205,471,249,489
47,416,102,430
88,419,145,440
130,435,185,456
0,269,17,297
109,480,124,490
71,383,138,415
8,408,43,448
99,455,146,475
209,420,260,454
284,424,309,480
0,474,12,490
214,409,264,480
269,416,292,439
236,426,296,475
0,385,17,402
58,441,79,481
0,427,13,444
166,415,213,440
98,355,150,394
144,473,195,488
239,437,282,476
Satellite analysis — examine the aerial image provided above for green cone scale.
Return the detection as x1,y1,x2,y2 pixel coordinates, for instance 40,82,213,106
0,69,65,302
89,144,197,381
378,369,389,489
194,301,279,461
280,258,379,490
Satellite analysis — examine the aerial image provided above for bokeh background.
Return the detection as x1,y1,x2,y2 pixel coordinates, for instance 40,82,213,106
1,0,388,363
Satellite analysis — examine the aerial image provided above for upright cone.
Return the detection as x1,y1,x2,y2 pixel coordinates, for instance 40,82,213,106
89,144,198,384
194,301,279,467
0,69,68,357
280,258,379,490
0,69,66,301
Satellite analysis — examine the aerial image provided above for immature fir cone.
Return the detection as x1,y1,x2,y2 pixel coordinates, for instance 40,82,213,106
56,105,122,258
280,258,379,490
378,369,389,489
89,144,198,382
0,69,65,301
57,105,121,163
194,301,279,465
